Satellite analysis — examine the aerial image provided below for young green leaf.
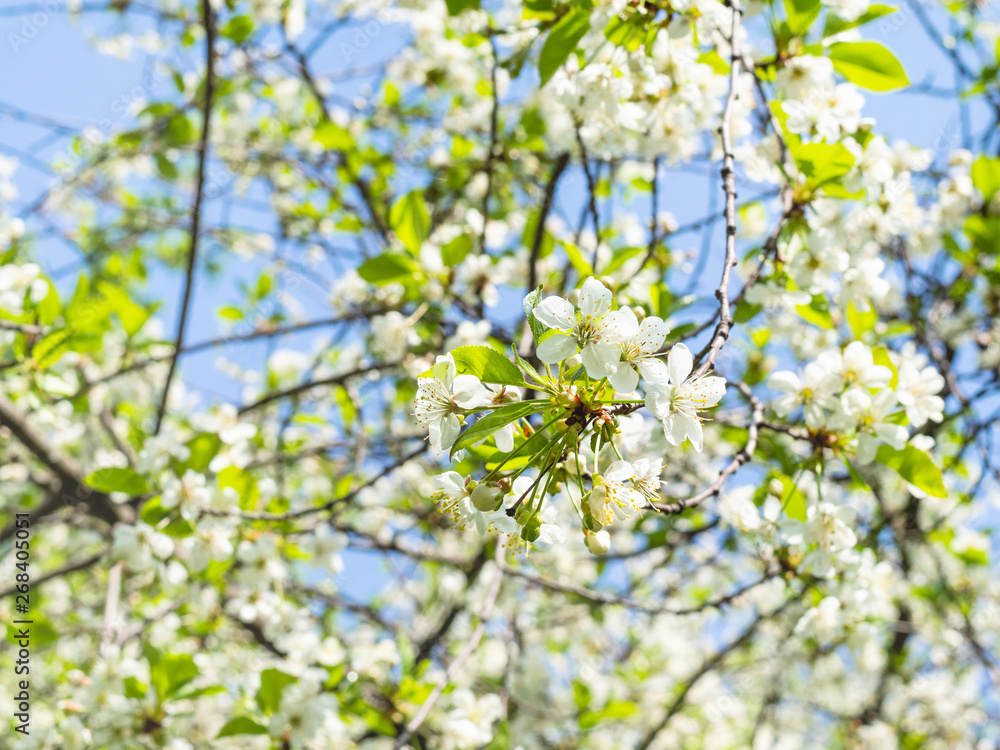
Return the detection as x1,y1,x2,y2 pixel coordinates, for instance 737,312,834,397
829,41,909,91
784,0,822,35
539,9,592,86
523,284,547,344
390,191,430,253
256,668,297,715
85,467,149,495
875,444,947,498
451,345,527,386
217,717,269,738
451,400,542,456
357,253,419,285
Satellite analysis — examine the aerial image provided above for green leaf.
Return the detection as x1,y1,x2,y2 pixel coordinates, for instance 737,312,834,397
875,444,947,498
561,240,594,278
824,4,897,37
441,233,473,267
256,668,297,715
828,41,909,91
965,215,1000,255
793,141,856,188
512,345,544,385
784,0,822,35
221,15,254,44
780,474,808,521
389,191,430,253
219,306,243,320
451,400,542,456
871,345,898,388
970,155,1000,202
523,285,547,344
357,253,419,285
123,676,147,700
451,345,527,386
217,717,268,738
85,467,149,495
31,328,74,370
97,282,150,336
794,295,835,329
149,652,199,703
444,0,480,13
539,9,592,86
733,301,762,323
154,153,177,179
846,301,877,338
181,432,222,473
314,121,353,150
842,457,871,491
604,13,646,52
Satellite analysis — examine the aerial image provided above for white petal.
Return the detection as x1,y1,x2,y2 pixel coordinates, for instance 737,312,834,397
495,423,515,452
609,364,639,394
452,374,488,408
600,310,638,344
604,460,634,482
856,433,877,464
667,343,693,385
768,371,802,394
644,383,672,420
637,357,669,384
580,342,621,379
874,423,908,450
433,354,456,389
578,276,611,319
534,296,576,331
693,376,727,407
439,414,461,451
863,365,893,389
637,317,670,353
664,411,703,451
536,333,578,364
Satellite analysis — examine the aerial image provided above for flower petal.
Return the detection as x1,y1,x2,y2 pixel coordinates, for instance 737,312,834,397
600,310,638,344
580,341,621,380
534,296,576,331
451,374,488,408
637,316,670,353
578,276,611,319
667,343,693,385
608,363,639,394
536,333,578,364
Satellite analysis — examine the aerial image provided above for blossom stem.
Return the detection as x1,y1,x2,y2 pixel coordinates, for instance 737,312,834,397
482,412,564,482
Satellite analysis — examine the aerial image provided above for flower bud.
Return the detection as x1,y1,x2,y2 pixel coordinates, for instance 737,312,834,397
585,529,611,555
520,514,542,543
471,483,503,512
556,391,577,409
515,502,534,524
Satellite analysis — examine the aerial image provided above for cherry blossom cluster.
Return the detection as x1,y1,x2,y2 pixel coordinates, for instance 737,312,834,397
414,276,726,554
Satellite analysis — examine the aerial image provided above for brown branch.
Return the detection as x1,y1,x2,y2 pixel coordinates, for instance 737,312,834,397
153,0,216,435
0,550,106,599
236,360,403,415
693,0,742,379
0,395,125,537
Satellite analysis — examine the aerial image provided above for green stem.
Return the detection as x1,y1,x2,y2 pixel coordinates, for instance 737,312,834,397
483,412,564,481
